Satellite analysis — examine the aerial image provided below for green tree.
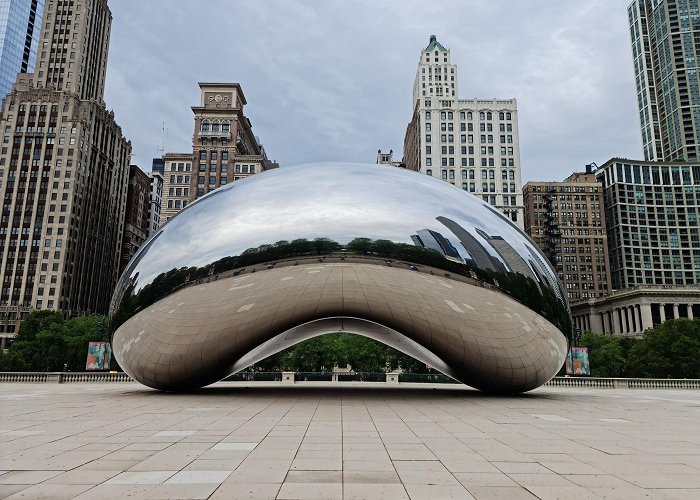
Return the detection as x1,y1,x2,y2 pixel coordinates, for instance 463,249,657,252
0,311,110,372
580,331,629,377
14,310,65,342
628,319,700,378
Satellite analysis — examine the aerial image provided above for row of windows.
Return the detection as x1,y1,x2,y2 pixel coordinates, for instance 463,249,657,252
426,157,516,167
426,122,513,133
198,151,230,161
166,200,188,210
200,122,231,133
201,138,228,146
424,169,518,180
168,187,189,197
529,185,600,193
168,175,190,184
198,176,228,186
425,134,514,144
194,162,256,174
603,163,700,186
168,162,191,172
424,110,513,121
425,146,516,156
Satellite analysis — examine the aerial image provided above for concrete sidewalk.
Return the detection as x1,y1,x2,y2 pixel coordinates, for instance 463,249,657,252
1,382,699,499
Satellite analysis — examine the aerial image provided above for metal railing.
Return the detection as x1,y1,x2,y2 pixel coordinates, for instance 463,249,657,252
0,372,49,383
0,372,133,383
61,372,134,383
2,372,700,389
295,372,333,382
224,372,282,382
545,377,616,388
399,373,460,384
545,377,700,389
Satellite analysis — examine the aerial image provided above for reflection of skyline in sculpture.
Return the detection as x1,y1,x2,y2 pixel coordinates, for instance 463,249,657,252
475,228,536,281
526,246,566,303
436,216,506,273
411,229,463,263
480,205,566,301
435,216,567,305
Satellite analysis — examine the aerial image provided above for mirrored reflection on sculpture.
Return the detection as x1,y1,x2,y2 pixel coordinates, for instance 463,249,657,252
110,163,570,394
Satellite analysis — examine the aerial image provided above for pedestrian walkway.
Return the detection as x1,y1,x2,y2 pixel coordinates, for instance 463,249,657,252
1,383,699,499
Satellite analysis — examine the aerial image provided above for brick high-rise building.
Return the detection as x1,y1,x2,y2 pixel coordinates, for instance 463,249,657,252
119,165,149,275
523,167,612,301
403,36,524,227
0,0,130,345
0,0,45,100
629,0,700,162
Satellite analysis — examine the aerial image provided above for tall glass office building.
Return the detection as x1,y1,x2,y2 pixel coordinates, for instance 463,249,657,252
0,0,44,100
629,0,700,162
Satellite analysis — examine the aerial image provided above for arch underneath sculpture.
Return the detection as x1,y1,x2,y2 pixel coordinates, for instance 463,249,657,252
228,316,457,378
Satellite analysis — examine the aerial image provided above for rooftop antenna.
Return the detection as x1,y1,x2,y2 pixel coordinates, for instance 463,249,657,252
156,122,168,155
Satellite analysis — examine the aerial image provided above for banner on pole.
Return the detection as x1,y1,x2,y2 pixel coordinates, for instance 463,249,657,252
86,342,112,371
565,347,590,376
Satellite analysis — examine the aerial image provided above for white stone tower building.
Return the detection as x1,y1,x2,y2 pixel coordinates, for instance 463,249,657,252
404,36,524,227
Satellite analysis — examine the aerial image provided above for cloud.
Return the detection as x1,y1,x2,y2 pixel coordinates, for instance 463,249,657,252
104,0,642,181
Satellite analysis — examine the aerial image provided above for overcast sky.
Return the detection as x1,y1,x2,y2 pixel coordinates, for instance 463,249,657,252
103,0,642,182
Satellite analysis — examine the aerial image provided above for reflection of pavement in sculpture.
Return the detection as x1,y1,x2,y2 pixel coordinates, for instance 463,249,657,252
115,263,566,393
111,162,570,394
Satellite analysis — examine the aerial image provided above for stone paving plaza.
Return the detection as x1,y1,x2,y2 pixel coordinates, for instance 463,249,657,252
1,383,700,499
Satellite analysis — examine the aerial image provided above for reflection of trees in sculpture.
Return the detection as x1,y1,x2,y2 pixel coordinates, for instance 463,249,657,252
111,238,341,331
111,237,571,340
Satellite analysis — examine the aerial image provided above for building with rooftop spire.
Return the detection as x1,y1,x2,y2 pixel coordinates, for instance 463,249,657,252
403,35,524,227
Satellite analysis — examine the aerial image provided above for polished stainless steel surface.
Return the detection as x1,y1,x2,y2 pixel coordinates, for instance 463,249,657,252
110,163,570,393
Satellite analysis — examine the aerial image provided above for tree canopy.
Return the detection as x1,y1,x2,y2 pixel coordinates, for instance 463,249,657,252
0,311,109,372
580,319,700,378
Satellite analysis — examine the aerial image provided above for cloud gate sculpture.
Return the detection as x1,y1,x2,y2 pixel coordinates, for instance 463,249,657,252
110,163,570,393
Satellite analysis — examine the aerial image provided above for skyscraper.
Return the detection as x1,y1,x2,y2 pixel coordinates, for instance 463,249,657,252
0,0,44,100
523,168,612,300
629,0,700,162
0,0,130,345
404,35,524,227
596,158,700,289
